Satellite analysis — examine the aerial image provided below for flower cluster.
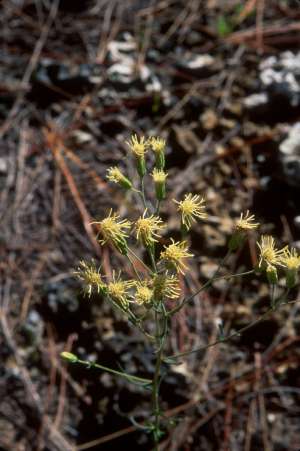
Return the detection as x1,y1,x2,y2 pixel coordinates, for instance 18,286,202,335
256,235,300,287
70,132,299,450
75,133,299,331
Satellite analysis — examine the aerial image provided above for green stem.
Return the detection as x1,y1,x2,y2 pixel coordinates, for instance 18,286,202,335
165,290,290,362
148,245,157,273
151,306,166,449
75,358,151,385
155,200,161,216
168,268,254,317
140,176,147,210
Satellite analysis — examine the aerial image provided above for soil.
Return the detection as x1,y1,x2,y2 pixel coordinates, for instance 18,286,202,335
1,1,300,450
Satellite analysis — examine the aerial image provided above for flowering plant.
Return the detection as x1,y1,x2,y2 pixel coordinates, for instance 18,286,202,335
62,134,299,449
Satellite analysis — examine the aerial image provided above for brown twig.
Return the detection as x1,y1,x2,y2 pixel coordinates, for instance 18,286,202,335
0,0,59,138
45,127,102,260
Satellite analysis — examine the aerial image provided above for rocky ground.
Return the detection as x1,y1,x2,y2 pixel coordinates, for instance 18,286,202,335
1,1,300,450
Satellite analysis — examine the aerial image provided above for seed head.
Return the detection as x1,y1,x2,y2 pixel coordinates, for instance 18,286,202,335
94,209,131,254
74,260,106,296
127,134,148,157
135,210,165,246
160,239,193,274
152,273,181,300
236,211,259,231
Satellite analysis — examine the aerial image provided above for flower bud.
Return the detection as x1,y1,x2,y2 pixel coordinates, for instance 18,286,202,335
150,137,166,170
61,352,78,363
151,169,167,201
106,167,132,190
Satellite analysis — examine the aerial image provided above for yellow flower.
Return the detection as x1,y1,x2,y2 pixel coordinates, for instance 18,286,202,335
174,193,207,230
151,169,168,200
107,272,134,308
150,137,166,154
94,209,131,255
281,248,300,270
236,211,259,231
160,239,193,274
135,210,165,246
150,137,166,169
151,168,168,183
74,260,106,296
152,273,181,300
135,282,153,305
106,166,132,189
257,235,286,269
126,134,148,157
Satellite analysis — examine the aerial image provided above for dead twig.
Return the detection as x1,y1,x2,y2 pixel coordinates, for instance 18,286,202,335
0,0,59,138
44,127,102,260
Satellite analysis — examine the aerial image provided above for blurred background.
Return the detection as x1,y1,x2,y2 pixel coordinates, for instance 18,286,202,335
1,0,300,450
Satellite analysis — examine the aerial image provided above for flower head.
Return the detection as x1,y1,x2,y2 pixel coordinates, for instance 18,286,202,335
126,134,148,157
281,247,300,270
236,211,259,231
74,260,106,296
150,137,166,169
152,273,181,300
94,209,131,254
107,272,134,308
151,169,168,200
257,235,285,269
160,239,193,274
174,193,207,230
150,137,166,154
151,168,168,183
135,210,165,246
106,166,132,189
134,282,153,305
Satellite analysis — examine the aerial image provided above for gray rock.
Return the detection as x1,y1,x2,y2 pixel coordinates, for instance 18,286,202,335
279,122,300,186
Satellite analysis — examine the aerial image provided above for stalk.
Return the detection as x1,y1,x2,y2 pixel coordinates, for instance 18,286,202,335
151,308,166,449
